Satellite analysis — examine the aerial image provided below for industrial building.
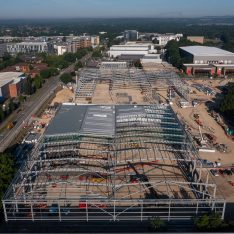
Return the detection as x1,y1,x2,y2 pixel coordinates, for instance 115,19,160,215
7,42,48,55
2,103,225,221
108,42,157,58
0,72,26,100
180,46,234,76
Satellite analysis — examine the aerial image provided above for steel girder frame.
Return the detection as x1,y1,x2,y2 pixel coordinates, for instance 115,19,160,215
2,105,225,222
3,199,226,222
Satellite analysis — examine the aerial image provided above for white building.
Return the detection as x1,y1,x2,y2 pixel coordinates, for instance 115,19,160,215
140,54,162,65
108,42,157,58
154,34,183,46
7,42,48,55
90,36,100,47
57,45,68,56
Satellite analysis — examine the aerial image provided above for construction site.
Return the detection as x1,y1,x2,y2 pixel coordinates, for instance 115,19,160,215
2,104,225,222
75,67,189,105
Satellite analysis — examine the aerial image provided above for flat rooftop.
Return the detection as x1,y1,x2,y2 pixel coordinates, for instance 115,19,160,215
0,72,25,87
45,104,116,138
180,46,234,57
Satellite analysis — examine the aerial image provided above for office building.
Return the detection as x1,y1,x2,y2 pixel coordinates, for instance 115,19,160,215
124,30,139,41
7,42,48,55
108,42,156,58
154,34,183,46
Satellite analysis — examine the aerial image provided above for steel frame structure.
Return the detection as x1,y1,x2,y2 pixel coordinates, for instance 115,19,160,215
75,68,190,102
2,104,225,222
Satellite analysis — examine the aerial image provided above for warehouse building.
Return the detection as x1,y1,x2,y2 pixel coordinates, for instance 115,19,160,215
180,46,234,76
0,72,26,100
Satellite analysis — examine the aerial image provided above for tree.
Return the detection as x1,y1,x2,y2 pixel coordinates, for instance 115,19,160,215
63,53,76,63
92,47,103,58
75,61,83,70
40,69,51,79
18,95,25,104
8,99,15,114
29,64,34,71
134,60,143,68
60,73,72,84
48,67,59,76
33,75,43,90
0,153,15,207
23,77,33,95
194,214,210,230
0,105,4,123
220,82,234,118
149,217,166,231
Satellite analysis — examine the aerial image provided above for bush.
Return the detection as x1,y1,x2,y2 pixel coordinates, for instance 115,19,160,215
194,213,224,231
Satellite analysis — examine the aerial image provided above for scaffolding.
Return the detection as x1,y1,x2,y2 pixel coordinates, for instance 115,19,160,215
75,68,190,103
2,104,225,222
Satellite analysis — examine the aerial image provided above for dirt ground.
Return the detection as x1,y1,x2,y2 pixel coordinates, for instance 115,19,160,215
171,78,234,202
51,87,74,105
92,83,113,104
86,83,147,105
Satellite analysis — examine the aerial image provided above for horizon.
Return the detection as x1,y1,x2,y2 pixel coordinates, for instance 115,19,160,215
0,0,234,19
1,15,234,21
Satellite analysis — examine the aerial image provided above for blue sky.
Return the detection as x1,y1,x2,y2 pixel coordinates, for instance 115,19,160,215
0,0,233,19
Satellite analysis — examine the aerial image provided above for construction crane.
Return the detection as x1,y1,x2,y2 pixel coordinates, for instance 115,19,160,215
127,162,159,199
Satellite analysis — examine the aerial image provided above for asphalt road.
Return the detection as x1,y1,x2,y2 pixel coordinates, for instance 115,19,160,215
0,53,91,153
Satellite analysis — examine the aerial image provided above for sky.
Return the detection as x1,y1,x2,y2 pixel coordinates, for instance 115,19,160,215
0,0,233,19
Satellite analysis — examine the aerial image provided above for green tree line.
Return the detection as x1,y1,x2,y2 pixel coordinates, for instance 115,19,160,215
220,82,234,118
